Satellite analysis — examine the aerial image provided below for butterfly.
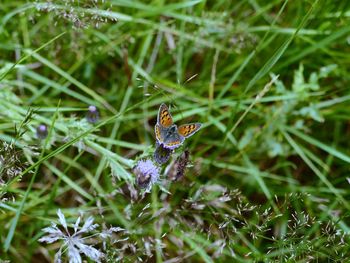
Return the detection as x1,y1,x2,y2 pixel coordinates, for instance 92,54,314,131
155,103,202,150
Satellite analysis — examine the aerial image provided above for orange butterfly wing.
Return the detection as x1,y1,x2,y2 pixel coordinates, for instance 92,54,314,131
178,123,202,138
165,141,182,147
155,124,163,142
157,103,173,128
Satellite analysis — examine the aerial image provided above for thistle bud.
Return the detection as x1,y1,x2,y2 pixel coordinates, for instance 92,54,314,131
86,105,99,124
36,124,48,140
154,143,173,164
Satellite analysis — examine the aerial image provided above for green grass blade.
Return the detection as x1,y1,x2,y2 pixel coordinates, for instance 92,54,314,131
0,32,66,82
244,0,320,92
285,126,350,164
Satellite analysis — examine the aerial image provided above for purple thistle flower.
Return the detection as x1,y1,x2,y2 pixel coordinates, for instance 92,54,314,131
36,124,48,139
133,159,160,190
86,105,100,124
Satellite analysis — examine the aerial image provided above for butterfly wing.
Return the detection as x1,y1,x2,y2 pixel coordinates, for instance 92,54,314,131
163,127,184,149
156,104,201,148
155,124,164,143
164,140,183,148
157,103,173,128
178,123,202,138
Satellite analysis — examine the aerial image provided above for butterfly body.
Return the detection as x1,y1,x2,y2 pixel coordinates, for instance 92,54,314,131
155,103,202,149
155,123,184,146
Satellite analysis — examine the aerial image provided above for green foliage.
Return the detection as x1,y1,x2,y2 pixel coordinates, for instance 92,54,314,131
1,0,350,262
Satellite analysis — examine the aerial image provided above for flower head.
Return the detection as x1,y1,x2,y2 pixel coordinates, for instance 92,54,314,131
86,105,100,124
154,143,173,164
36,124,48,139
133,159,160,190
39,209,104,263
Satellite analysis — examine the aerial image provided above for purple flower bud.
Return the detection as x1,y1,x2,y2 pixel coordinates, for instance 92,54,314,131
133,159,160,189
36,124,48,139
154,143,173,164
86,105,99,124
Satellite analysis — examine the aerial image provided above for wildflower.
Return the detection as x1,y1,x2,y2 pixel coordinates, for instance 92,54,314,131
36,124,48,139
154,143,173,164
133,159,160,190
86,105,100,124
39,209,104,263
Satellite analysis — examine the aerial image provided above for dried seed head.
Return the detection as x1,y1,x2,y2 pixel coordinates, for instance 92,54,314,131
168,150,190,181
0,141,26,187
